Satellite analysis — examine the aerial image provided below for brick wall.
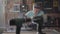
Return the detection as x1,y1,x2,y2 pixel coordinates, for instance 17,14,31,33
5,0,33,27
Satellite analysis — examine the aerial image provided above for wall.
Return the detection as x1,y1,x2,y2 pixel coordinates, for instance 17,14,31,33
0,0,5,29
5,0,33,31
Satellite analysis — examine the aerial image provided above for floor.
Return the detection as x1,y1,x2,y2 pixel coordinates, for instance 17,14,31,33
2,28,60,34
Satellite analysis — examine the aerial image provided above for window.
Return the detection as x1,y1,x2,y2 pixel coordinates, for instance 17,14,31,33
12,4,20,12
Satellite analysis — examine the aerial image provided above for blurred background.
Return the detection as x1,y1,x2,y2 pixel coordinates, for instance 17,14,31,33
0,0,60,34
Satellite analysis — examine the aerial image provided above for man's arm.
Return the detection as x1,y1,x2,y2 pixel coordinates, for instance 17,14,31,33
25,10,34,18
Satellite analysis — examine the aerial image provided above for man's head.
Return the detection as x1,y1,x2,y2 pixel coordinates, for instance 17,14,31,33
34,3,42,13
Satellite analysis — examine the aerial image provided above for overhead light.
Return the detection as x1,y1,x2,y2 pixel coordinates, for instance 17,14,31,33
22,5,25,8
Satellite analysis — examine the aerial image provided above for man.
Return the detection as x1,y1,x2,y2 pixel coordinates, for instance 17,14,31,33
25,3,45,34
15,3,45,34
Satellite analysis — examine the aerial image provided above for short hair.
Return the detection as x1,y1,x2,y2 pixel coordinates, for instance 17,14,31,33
34,2,42,9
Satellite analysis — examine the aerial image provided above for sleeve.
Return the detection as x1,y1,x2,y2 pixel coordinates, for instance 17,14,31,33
25,11,34,18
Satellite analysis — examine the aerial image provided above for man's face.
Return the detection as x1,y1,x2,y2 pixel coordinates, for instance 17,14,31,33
34,8,40,13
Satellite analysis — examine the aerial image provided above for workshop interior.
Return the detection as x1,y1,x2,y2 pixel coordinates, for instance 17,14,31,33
0,0,60,34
